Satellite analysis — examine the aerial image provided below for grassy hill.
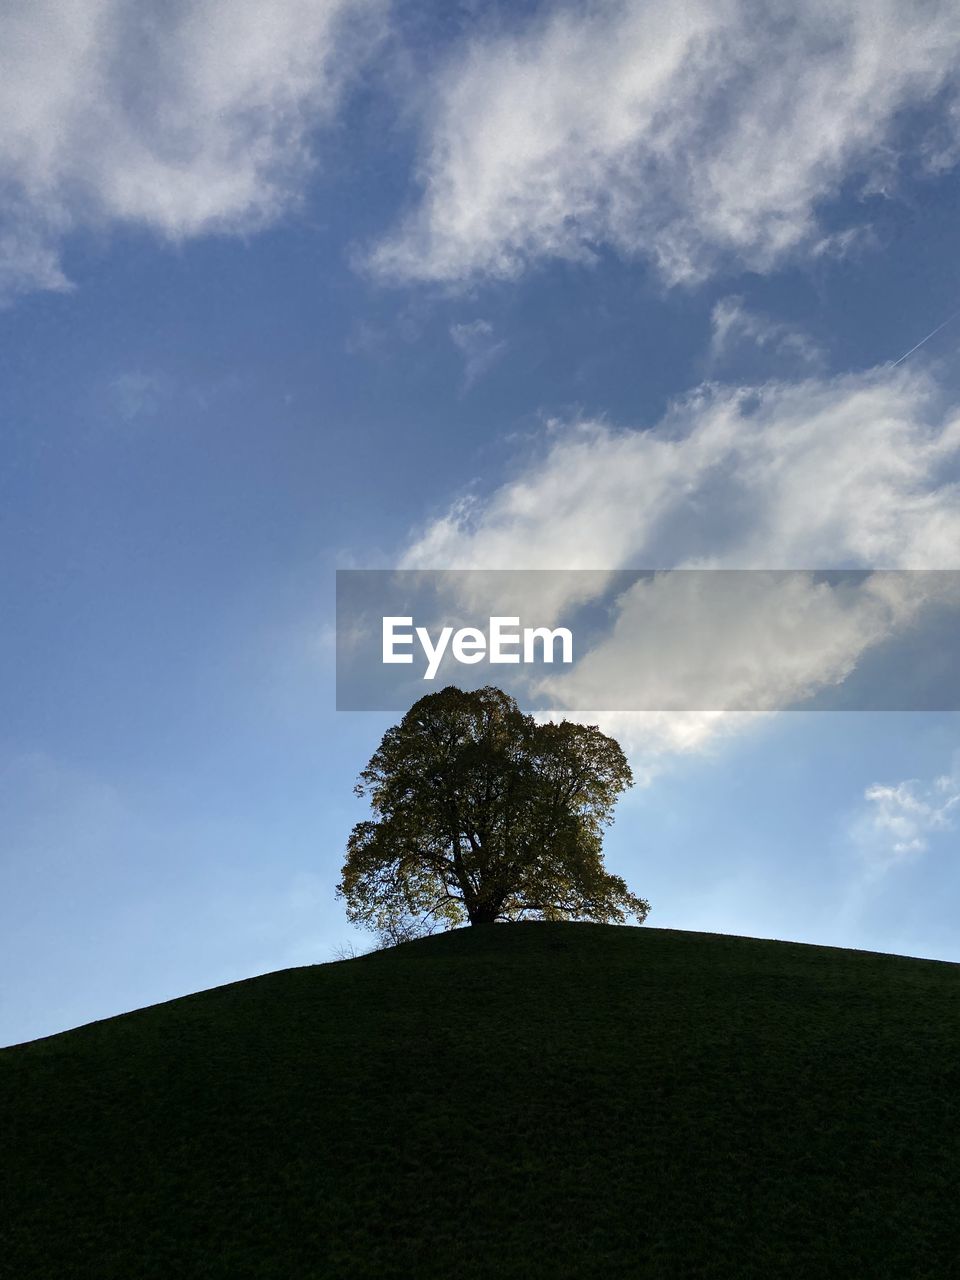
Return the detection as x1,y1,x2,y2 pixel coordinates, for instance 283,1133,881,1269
4,922,960,1279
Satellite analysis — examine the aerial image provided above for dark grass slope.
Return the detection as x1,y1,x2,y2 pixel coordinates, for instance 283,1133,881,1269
4,923,960,1279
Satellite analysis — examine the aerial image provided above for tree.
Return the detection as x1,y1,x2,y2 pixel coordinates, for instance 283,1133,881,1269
337,685,649,944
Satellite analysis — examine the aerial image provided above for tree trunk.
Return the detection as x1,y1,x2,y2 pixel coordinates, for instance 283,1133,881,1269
467,901,500,926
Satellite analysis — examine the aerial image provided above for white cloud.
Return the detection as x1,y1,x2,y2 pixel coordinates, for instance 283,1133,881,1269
855,764,960,867
535,569,944,712
404,366,960,573
369,0,960,286
108,371,165,422
708,296,823,369
0,0,384,301
449,318,506,387
401,363,960,768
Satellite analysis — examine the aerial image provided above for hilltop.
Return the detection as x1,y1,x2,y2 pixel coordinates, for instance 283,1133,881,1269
4,922,960,1278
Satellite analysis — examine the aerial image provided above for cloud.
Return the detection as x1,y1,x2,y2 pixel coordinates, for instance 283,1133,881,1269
854,763,960,867
0,0,384,301
708,296,823,369
369,0,960,286
534,569,946,712
401,364,960,768
449,318,506,387
403,366,960,573
108,371,165,423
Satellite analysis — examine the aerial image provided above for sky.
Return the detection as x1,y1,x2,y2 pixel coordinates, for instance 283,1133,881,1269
3,0,960,1045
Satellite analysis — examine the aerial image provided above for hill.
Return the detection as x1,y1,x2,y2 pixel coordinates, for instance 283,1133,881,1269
3,922,960,1278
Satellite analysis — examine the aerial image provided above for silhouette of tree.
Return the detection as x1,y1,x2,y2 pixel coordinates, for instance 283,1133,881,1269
338,685,649,943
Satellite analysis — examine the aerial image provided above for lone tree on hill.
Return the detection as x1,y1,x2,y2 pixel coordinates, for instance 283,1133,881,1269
338,685,649,944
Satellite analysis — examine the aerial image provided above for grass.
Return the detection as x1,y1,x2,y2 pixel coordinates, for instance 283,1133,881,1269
4,921,960,1278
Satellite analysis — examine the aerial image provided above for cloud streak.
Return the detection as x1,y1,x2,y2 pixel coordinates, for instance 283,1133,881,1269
402,363,960,767
0,0,384,301
855,763,960,868
708,296,823,370
370,0,960,286
404,366,960,574
449,318,506,387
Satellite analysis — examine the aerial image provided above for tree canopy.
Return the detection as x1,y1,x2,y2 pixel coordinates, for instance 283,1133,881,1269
338,685,649,943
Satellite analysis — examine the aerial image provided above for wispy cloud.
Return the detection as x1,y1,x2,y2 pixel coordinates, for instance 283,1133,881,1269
369,0,960,286
708,296,823,370
449,318,506,387
403,366,960,574
401,363,960,768
107,371,165,423
854,763,960,869
0,0,384,302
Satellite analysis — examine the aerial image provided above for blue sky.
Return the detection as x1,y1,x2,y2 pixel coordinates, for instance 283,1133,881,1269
3,0,960,1044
